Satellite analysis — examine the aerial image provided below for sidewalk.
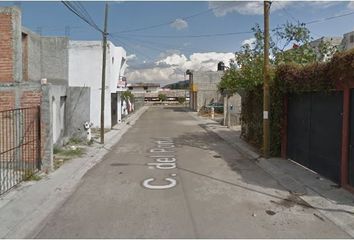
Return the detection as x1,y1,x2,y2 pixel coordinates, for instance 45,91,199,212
188,110,354,238
0,106,149,239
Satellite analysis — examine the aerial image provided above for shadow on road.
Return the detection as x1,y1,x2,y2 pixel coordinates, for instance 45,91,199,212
172,125,354,216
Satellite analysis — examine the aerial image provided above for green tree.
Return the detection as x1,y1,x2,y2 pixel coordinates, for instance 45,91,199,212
122,91,134,101
218,21,338,93
158,93,167,102
177,96,185,104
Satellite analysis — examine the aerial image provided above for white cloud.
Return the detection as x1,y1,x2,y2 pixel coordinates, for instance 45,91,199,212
126,52,235,85
348,1,354,10
126,54,137,60
208,1,293,16
242,37,256,47
306,1,342,9
170,18,188,30
157,54,188,66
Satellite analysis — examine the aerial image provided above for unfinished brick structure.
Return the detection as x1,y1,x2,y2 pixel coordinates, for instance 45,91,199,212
0,7,51,172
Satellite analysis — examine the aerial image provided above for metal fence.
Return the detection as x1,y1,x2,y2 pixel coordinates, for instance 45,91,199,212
0,107,41,195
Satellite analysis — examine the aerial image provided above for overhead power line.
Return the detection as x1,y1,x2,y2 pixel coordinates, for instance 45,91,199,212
305,10,354,25
61,1,103,33
110,35,155,61
116,31,253,39
115,34,212,53
111,2,233,34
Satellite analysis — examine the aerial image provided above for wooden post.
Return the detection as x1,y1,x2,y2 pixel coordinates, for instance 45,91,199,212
100,3,108,144
263,1,271,158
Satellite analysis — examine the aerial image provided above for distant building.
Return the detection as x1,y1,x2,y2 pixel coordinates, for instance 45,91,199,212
186,65,242,126
341,31,354,51
309,36,343,61
127,83,160,93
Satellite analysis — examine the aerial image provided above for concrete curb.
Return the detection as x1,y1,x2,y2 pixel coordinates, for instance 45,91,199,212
0,106,149,239
188,110,354,238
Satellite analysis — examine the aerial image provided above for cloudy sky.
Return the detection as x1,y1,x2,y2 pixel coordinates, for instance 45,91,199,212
1,1,354,86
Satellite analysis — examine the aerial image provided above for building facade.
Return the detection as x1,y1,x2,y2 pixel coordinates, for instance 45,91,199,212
0,6,90,171
68,41,127,128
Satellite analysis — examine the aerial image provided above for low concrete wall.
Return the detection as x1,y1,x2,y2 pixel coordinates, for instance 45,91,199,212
65,86,90,140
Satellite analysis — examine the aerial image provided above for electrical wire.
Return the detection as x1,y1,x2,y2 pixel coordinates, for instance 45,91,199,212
111,2,234,34
305,10,354,25
115,34,217,53
61,1,103,33
110,35,155,62
116,31,253,39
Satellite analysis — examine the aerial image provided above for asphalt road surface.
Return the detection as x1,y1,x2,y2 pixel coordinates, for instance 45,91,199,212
35,106,350,238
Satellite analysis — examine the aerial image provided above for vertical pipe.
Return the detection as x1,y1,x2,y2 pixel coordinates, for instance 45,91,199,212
0,111,2,194
6,111,9,190
32,109,35,173
21,109,24,180
37,106,41,170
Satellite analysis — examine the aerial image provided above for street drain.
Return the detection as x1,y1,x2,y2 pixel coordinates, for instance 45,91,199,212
265,210,276,216
213,155,221,158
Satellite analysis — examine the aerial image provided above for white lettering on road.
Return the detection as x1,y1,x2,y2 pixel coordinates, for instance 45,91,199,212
142,176,177,190
142,137,178,190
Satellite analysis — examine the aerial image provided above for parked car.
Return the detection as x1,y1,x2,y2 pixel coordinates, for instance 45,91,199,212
206,102,224,113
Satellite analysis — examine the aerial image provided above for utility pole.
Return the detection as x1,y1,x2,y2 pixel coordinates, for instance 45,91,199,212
100,2,108,144
263,1,271,158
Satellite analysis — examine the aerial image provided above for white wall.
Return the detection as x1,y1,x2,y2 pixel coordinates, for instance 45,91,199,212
51,85,67,145
69,41,127,128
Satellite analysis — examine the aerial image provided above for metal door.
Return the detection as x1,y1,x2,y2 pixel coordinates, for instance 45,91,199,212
349,89,354,186
287,91,343,183
309,92,342,183
287,93,311,167
111,93,117,127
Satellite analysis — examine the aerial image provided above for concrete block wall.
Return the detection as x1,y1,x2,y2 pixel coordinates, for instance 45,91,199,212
40,37,69,85
192,71,224,111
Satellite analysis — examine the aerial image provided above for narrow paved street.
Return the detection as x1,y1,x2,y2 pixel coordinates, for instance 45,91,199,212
35,106,349,238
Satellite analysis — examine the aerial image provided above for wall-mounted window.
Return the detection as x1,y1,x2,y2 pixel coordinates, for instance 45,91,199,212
112,57,114,64
128,87,133,90
143,86,148,90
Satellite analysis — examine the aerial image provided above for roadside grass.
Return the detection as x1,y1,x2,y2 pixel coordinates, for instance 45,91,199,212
53,146,86,170
67,137,83,145
91,128,111,140
23,169,42,181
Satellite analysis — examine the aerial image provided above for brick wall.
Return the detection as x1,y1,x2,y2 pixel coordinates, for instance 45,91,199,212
21,90,41,108
0,91,15,111
20,91,42,166
0,13,13,82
